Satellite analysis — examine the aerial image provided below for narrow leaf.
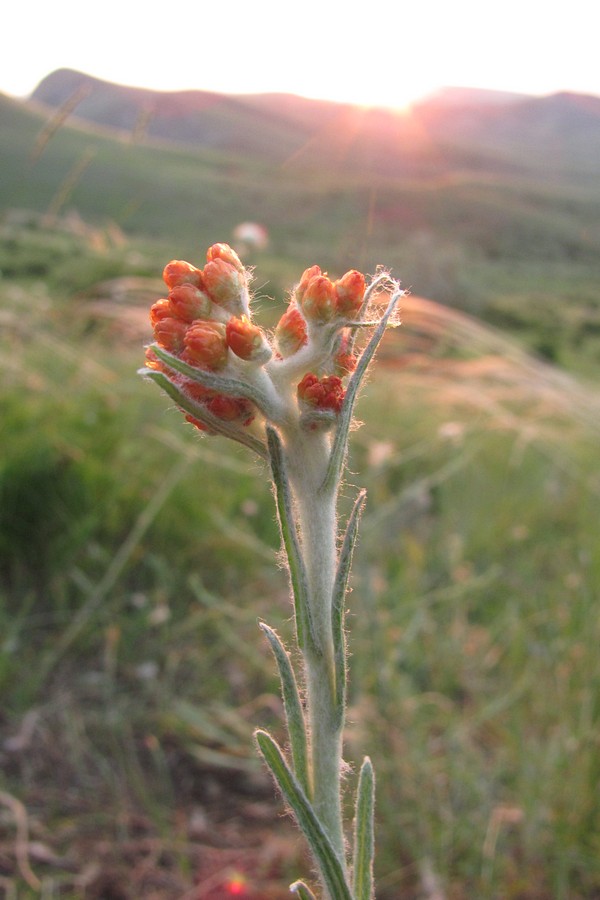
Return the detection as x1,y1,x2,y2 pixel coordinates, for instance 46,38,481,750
255,730,353,900
321,287,403,495
289,881,318,899
332,489,367,724
148,343,271,412
358,269,394,327
353,757,376,900
266,426,318,654
259,622,311,798
141,368,267,458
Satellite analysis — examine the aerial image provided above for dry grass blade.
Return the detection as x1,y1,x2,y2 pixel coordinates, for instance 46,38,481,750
385,294,600,435
0,792,41,891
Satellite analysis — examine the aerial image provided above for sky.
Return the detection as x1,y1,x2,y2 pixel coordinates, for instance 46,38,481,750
2,0,599,110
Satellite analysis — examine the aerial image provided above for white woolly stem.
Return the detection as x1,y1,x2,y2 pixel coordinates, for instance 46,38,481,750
283,424,346,868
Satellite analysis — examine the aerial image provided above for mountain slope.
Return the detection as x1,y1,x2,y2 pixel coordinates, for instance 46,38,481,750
29,69,600,183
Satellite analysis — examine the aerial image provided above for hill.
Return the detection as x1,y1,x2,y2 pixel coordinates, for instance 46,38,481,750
29,68,600,183
2,72,600,373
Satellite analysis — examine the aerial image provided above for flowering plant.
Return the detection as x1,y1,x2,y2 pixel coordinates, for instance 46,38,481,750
140,243,402,899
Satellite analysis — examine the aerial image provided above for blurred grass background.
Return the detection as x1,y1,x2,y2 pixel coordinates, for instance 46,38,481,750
1,87,600,898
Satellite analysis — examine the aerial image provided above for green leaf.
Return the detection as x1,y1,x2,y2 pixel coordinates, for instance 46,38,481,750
289,881,318,899
259,622,311,798
141,368,267,458
266,426,318,654
321,286,403,495
353,757,376,900
255,729,353,900
147,343,272,412
332,489,367,724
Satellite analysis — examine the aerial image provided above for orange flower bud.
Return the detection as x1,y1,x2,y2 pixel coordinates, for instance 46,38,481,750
184,413,210,433
226,315,270,362
206,242,245,273
295,265,322,303
203,258,246,313
168,283,212,322
300,275,337,323
207,393,255,426
180,380,255,429
297,372,345,414
153,316,188,353
333,332,358,375
162,260,204,289
334,270,365,319
177,378,215,404
144,346,164,370
150,298,175,327
183,320,228,369
275,306,308,357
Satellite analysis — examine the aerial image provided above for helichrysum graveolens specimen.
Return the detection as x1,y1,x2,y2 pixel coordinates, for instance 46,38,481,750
140,243,402,899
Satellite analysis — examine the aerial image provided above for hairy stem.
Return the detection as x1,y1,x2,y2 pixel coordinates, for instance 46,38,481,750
283,425,346,868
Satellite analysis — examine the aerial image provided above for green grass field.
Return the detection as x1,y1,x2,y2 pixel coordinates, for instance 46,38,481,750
1,93,600,898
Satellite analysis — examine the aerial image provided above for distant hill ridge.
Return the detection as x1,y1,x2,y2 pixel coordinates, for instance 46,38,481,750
27,68,600,180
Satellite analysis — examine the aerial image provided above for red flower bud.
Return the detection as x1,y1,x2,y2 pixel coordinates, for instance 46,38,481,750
207,393,255,426
300,275,337,323
183,320,228,369
206,242,245,273
144,346,164,370
333,332,358,375
180,378,255,429
297,372,345,414
184,414,210,433
162,260,204,289
168,283,212,322
177,378,215,404
150,298,175,327
275,306,308,357
203,258,245,312
334,270,365,319
153,316,188,353
226,315,270,362
295,265,322,303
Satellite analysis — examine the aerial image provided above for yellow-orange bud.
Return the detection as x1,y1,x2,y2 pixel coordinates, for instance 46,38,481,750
300,275,337,323
206,242,245,273
168,283,212,322
275,306,308,357
295,265,322,303
162,260,204,289
226,316,270,362
183,320,228,369
150,298,174,327
203,259,245,312
144,346,164,370
153,317,188,353
334,270,365,319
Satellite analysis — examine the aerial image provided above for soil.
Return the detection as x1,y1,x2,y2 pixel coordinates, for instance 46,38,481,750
0,758,307,899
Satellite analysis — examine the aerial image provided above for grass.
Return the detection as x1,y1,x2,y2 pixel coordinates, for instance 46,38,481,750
1,213,599,898
348,362,600,897
1,94,600,895
2,88,600,375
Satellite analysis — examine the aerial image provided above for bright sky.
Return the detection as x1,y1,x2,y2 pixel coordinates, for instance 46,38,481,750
2,0,599,109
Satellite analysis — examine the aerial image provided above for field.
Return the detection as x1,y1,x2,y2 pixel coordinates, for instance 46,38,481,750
1,89,600,898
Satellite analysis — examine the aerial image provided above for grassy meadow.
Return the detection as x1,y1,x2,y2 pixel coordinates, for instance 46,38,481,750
1,90,600,898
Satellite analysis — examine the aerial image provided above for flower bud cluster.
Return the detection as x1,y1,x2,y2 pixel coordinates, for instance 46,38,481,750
142,244,393,449
146,244,264,430
295,265,365,325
